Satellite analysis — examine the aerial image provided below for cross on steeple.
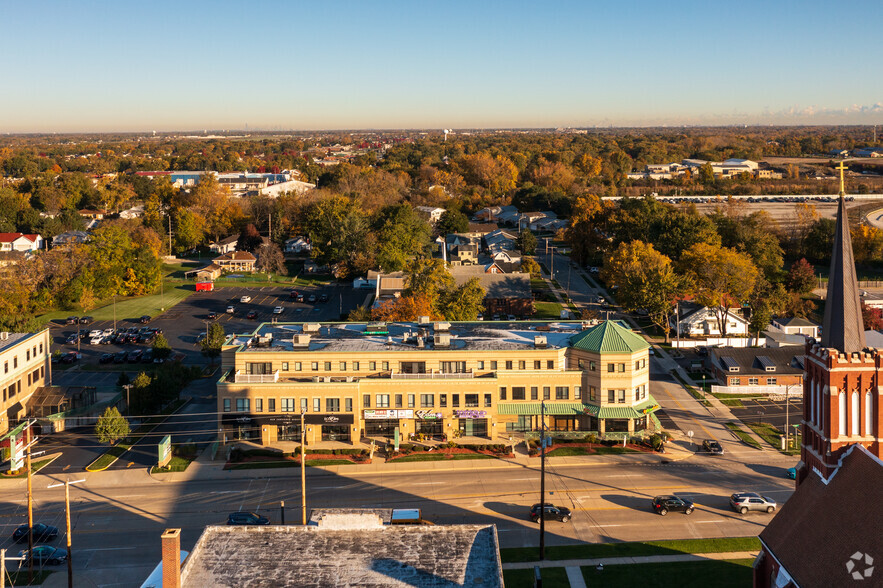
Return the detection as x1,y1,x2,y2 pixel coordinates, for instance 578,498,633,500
836,161,848,195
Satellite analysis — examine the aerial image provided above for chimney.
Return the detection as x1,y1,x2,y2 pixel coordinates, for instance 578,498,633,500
161,528,182,588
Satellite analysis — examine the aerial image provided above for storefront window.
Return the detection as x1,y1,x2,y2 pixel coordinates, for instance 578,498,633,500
459,419,488,437
606,419,629,432
321,425,350,442
278,423,301,441
416,420,443,436
223,398,231,412
365,419,398,437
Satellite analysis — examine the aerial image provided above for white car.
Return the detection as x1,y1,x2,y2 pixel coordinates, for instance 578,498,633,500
273,306,283,314
226,305,235,314
240,295,252,303
90,335,104,345
88,329,102,338
102,328,114,337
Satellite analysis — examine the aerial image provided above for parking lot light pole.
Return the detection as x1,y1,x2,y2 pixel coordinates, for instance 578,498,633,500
301,410,307,525
123,384,133,414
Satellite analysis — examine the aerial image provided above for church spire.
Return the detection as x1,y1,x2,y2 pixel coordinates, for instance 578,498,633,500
821,163,866,353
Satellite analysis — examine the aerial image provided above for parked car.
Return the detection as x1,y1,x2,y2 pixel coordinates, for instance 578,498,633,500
226,305,235,314
296,293,304,302
13,523,58,543
138,333,156,344
113,332,128,345
99,353,115,364
226,512,269,525
65,316,79,325
207,311,218,320
90,335,104,345
139,315,151,324
651,495,694,516
240,295,252,303
730,492,777,514
88,329,102,339
102,328,114,337
289,289,299,299
273,306,283,314
701,439,724,454
786,467,797,480
307,294,317,303
60,352,80,364
79,316,93,325
529,503,571,523
141,348,154,363
113,350,128,364
318,293,329,303
65,334,79,345
127,350,143,363
246,310,258,320
18,545,67,565
196,332,207,344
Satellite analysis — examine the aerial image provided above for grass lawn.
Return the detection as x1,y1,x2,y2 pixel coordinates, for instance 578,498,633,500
724,422,762,449
389,453,496,462
718,398,744,408
150,455,194,474
1,457,58,478
504,567,569,588
38,282,194,325
534,301,564,319
86,443,131,471
5,570,54,586
671,373,711,406
500,537,761,563
581,559,754,588
746,422,799,455
546,446,590,457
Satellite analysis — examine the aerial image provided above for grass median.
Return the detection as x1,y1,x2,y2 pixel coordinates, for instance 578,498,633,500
500,536,761,563
1,457,59,478
388,453,496,463
746,422,800,455
724,422,762,449
582,558,754,588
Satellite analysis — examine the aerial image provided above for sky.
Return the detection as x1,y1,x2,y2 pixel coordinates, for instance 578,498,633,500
2,0,882,133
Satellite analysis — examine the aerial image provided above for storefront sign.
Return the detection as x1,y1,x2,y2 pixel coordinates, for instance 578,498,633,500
454,410,487,419
304,414,355,425
415,410,443,420
363,409,414,420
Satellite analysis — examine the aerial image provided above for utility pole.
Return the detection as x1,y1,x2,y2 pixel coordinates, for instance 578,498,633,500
123,384,133,414
785,384,791,450
168,214,173,256
301,410,306,525
26,427,33,584
113,295,117,331
539,401,546,561
48,478,85,588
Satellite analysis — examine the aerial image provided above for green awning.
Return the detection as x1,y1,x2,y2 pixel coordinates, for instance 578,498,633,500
497,402,594,416
598,395,660,419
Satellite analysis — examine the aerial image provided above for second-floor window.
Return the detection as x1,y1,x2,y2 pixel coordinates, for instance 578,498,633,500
236,398,250,412
513,387,526,400
465,394,479,407
555,386,569,400
326,398,340,412
281,398,295,412
376,394,390,408
420,394,434,408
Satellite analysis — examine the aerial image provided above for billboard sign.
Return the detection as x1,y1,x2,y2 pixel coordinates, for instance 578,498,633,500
158,435,172,468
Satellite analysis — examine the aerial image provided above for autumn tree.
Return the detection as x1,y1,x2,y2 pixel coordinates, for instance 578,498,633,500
405,258,455,311
256,242,287,276
237,223,264,253
521,257,541,276
371,294,437,321
678,243,760,337
787,258,816,294
565,194,609,265
601,241,686,342
456,153,518,195
440,278,486,320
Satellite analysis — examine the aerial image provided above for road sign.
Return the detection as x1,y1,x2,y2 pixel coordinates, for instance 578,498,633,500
687,430,694,438
158,434,172,468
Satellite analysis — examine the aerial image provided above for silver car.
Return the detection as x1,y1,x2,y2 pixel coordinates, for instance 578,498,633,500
730,492,776,514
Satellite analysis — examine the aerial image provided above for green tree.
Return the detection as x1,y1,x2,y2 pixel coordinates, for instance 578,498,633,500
172,208,205,253
201,322,226,365
601,241,686,342
749,300,773,341
405,258,454,313
565,194,609,265
304,195,369,269
517,230,538,255
436,209,469,236
699,162,715,185
373,203,431,272
679,243,760,338
152,333,172,360
441,278,486,320
95,406,130,445
521,257,541,276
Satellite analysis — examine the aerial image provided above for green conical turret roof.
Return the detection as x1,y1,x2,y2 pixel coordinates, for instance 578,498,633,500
569,320,649,354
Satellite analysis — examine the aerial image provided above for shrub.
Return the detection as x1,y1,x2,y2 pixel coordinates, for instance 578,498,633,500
398,444,413,452
649,434,663,451
446,440,457,448
587,433,599,444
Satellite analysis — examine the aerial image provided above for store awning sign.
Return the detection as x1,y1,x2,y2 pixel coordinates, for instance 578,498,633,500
454,410,487,419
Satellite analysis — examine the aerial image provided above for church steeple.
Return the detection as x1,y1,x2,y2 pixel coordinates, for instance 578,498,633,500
821,162,865,354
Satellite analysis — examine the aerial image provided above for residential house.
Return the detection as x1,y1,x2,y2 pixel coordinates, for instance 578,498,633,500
755,445,883,588
672,305,750,337
451,270,533,316
209,235,238,255
490,250,522,267
213,251,256,273
770,317,819,339
473,205,517,223
415,206,446,223
483,229,518,254
184,263,223,282
708,347,803,393
118,205,144,219
853,147,883,158
443,233,482,266
51,231,89,248
0,233,43,252
283,237,311,254
77,209,106,220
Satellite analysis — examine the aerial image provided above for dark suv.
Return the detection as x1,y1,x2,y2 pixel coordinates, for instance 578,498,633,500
529,503,571,523
651,495,694,516
701,439,724,454
227,512,269,525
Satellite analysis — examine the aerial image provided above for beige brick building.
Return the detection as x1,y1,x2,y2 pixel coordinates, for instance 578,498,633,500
216,320,659,446
0,329,51,440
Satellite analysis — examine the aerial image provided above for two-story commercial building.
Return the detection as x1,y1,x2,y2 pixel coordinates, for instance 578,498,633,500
216,320,659,446
0,330,51,437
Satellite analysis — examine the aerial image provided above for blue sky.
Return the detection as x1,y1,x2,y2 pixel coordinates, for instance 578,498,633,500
2,0,881,132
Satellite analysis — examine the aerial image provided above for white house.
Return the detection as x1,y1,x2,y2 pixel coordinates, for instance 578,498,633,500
673,306,750,337
284,237,311,254
416,206,446,223
119,205,144,219
51,231,89,248
770,316,819,339
0,233,43,252
209,235,239,255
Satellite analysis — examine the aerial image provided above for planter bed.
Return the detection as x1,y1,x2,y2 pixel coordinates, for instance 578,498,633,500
528,442,650,457
224,453,370,470
386,447,514,462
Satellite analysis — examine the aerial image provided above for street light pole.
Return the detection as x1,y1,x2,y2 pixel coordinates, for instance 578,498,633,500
301,410,306,525
785,384,791,449
539,401,546,561
123,384,133,414
26,427,33,584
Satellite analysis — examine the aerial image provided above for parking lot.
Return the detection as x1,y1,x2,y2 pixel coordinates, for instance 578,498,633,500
48,284,371,368
730,395,804,435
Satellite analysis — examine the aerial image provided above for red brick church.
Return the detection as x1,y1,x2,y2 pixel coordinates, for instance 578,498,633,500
755,175,883,587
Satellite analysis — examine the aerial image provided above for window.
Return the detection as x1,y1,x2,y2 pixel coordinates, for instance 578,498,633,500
608,363,615,373
382,361,389,370
346,398,353,412
543,386,551,400
839,391,847,435
530,386,538,400
589,386,597,401
642,358,646,368
534,360,541,369
465,394,479,407
246,362,273,375
513,387,525,400
301,398,308,412
363,394,370,408
452,394,460,408
608,389,615,403
236,398,250,412
3,361,7,374
547,360,554,369
617,389,626,403
484,394,492,407
749,377,759,385
420,394,434,408
574,386,581,400
440,394,447,407
327,398,340,412
499,387,507,400
369,361,376,370
851,391,860,436
311,362,319,371
618,363,625,372
766,378,777,385
281,362,289,371
590,361,596,371
518,360,526,370
39,343,43,354
223,398,231,412
505,361,513,370
490,361,498,370
281,398,295,412
555,386,569,400
26,350,30,361
440,361,467,373
866,393,873,436
339,362,346,371
255,398,263,413
408,394,415,408
478,361,485,370
376,394,390,408
268,398,276,412
395,394,403,408
313,398,320,412
635,361,640,370
13,357,17,369
324,362,332,371
353,361,359,371
295,362,302,371
730,377,741,386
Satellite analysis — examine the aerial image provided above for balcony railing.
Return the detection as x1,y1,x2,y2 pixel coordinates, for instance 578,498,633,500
234,370,279,383
389,369,475,379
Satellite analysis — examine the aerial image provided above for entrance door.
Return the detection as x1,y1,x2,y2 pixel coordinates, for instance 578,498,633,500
459,419,488,437
322,425,351,441
415,420,443,437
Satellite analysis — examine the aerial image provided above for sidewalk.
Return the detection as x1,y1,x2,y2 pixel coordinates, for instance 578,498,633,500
503,550,759,569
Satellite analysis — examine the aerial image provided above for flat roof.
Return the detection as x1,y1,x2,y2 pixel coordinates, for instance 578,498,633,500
0,332,38,355
180,524,503,587
229,321,588,353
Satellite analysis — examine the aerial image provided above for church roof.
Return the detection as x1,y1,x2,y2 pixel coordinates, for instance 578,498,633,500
821,194,866,353
569,320,649,354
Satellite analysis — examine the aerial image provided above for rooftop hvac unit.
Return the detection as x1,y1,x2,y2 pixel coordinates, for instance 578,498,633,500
436,333,451,347
433,322,451,332
292,334,311,348
534,335,548,348
416,336,425,348
418,316,430,324
303,322,321,332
